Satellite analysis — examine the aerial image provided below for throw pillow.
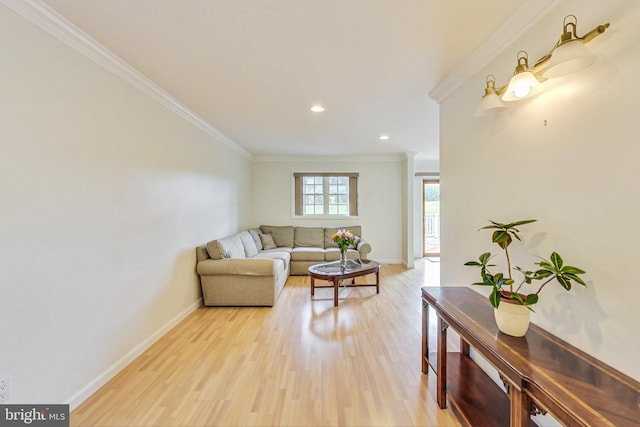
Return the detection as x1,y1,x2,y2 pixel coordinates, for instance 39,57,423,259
259,233,277,250
206,239,224,259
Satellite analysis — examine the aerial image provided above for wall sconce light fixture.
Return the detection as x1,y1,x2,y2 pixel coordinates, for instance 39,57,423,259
475,15,610,117
544,15,604,78
502,51,544,101
474,75,506,117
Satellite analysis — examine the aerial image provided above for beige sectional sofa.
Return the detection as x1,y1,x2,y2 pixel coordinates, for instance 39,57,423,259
196,225,371,306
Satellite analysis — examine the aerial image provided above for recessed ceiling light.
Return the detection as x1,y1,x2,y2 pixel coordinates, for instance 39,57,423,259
379,135,390,141
310,105,325,113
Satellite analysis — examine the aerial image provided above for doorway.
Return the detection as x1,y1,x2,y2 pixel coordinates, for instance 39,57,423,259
423,179,440,257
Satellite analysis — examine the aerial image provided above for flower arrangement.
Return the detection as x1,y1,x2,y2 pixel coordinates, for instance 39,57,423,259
332,229,359,269
332,229,359,251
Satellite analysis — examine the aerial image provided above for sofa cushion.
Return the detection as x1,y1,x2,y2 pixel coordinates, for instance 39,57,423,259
254,250,291,263
259,233,277,250
254,250,291,269
294,226,325,248
249,228,263,251
260,225,294,247
217,234,246,259
239,231,258,258
206,240,223,260
324,226,362,248
290,247,326,262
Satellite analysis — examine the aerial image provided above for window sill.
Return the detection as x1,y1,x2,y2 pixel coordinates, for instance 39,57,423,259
292,215,360,221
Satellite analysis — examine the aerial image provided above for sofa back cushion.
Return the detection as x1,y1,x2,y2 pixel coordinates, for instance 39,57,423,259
249,228,263,251
260,225,294,247
216,234,246,259
324,226,362,248
239,231,259,258
294,226,325,248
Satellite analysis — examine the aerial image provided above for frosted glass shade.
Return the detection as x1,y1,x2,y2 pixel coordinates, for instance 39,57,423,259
474,92,506,117
502,71,543,101
543,40,596,78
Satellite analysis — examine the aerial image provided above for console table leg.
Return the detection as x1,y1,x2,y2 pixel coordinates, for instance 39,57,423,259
422,301,429,374
461,339,470,357
509,385,531,427
436,318,447,409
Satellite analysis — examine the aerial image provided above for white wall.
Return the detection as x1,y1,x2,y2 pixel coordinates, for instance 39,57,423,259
440,0,640,381
251,158,404,263
0,5,251,406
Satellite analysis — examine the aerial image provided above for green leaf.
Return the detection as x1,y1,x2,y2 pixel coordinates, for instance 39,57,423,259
510,293,525,304
492,230,510,243
551,252,564,269
464,261,481,266
479,252,492,263
565,273,587,287
525,294,539,305
562,265,586,275
492,231,512,249
511,219,537,227
472,281,493,287
480,224,499,231
537,261,554,271
489,289,500,308
481,272,493,284
557,275,571,290
534,269,553,279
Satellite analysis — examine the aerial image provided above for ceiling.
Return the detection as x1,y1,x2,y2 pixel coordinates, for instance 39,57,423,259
39,0,526,159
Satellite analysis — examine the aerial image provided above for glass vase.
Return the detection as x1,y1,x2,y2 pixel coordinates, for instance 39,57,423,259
340,247,348,270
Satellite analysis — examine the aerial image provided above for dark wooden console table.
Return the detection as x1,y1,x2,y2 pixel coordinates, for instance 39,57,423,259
421,286,640,426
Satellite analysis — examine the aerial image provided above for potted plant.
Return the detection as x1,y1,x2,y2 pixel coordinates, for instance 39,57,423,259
464,219,587,337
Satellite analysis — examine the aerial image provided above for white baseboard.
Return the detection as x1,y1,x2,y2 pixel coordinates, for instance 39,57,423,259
64,298,202,410
377,259,405,265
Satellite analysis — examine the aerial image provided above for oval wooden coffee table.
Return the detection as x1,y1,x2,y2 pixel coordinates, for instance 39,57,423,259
308,259,380,306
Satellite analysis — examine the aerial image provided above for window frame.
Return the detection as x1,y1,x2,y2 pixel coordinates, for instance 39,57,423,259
293,172,359,219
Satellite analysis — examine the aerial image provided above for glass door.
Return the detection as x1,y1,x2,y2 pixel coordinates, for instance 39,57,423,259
423,179,440,257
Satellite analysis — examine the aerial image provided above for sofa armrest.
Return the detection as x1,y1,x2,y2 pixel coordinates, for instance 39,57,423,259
357,239,372,259
197,258,277,276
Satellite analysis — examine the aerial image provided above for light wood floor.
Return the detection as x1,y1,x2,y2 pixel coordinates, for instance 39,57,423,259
71,260,460,427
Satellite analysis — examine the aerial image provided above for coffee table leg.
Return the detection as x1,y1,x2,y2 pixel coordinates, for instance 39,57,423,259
334,277,339,306
376,269,380,294
310,276,315,296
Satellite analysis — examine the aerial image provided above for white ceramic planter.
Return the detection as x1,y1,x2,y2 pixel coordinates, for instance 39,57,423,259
494,300,531,337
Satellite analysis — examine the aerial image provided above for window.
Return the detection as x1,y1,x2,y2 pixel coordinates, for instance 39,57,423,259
294,173,358,217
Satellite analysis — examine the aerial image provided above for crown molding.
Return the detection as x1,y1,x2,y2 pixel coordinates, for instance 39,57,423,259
1,0,253,160
253,154,404,163
429,0,561,104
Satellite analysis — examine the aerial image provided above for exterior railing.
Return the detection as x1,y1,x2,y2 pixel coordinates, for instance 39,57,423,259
424,214,440,238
